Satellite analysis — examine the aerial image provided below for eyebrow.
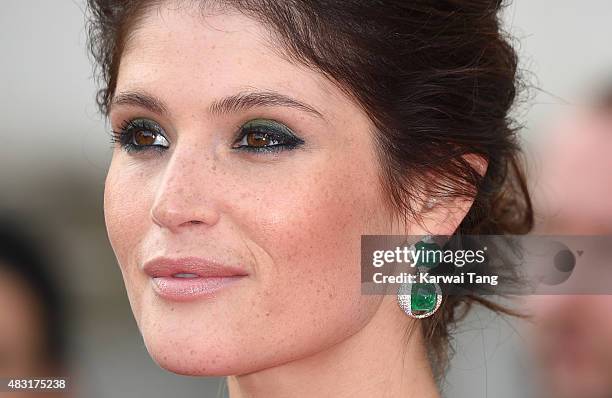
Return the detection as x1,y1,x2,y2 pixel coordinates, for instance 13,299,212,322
110,89,324,120
111,91,169,116
209,90,324,119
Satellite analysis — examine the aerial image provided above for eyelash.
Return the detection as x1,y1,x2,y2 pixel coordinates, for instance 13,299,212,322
111,119,168,154
110,118,305,155
231,120,305,154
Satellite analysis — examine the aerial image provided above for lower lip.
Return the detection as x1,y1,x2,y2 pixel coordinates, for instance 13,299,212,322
150,275,245,301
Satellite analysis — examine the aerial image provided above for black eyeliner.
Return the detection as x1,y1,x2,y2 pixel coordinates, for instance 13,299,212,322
232,118,305,154
111,118,169,153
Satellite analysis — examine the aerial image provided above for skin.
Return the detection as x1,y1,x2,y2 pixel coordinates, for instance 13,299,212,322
0,267,64,398
529,106,612,398
533,106,612,234
104,3,476,397
0,268,47,378
528,295,612,398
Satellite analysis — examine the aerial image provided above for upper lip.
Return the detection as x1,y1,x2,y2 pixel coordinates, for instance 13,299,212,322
142,256,249,278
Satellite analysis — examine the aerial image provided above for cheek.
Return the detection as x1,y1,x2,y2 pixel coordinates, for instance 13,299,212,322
105,160,144,260
104,159,155,316
257,167,375,272
217,150,390,367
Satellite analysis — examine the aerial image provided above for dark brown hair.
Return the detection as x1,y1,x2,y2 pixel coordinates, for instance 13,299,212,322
87,0,533,374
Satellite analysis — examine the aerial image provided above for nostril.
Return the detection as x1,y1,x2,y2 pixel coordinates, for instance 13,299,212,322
150,199,220,230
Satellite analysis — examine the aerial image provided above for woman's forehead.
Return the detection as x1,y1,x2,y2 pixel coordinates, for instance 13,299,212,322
116,6,364,129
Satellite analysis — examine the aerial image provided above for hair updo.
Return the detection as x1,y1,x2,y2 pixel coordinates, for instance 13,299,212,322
87,0,533,374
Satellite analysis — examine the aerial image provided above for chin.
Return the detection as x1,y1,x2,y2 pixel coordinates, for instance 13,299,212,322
151,352,230,377
129,283,262,376
136,308,275,377
142,331,245,376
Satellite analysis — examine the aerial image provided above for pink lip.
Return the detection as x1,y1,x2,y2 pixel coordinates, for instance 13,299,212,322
142,257,248,301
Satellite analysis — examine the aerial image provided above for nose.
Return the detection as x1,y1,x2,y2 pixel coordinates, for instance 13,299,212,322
150,148,221,232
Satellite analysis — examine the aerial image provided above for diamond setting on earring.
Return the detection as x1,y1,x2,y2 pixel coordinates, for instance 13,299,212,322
397,281,443,319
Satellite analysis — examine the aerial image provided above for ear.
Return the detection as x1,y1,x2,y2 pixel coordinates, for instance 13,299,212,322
410,153,488,236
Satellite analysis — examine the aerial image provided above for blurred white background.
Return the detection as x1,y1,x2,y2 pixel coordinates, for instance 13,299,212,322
0,1,611,397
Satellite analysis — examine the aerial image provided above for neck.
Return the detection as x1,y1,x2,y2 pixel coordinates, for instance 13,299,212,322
227,294,441,398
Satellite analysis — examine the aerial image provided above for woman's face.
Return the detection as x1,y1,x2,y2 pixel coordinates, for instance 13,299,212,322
105,4,400,375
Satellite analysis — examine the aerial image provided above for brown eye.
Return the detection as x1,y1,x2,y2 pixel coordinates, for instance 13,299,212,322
246,132,272,147
232,119,304,153
133,130,157,146
113,118,170,152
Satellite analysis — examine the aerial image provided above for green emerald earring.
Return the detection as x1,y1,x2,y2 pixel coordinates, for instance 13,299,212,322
397,235,443,319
